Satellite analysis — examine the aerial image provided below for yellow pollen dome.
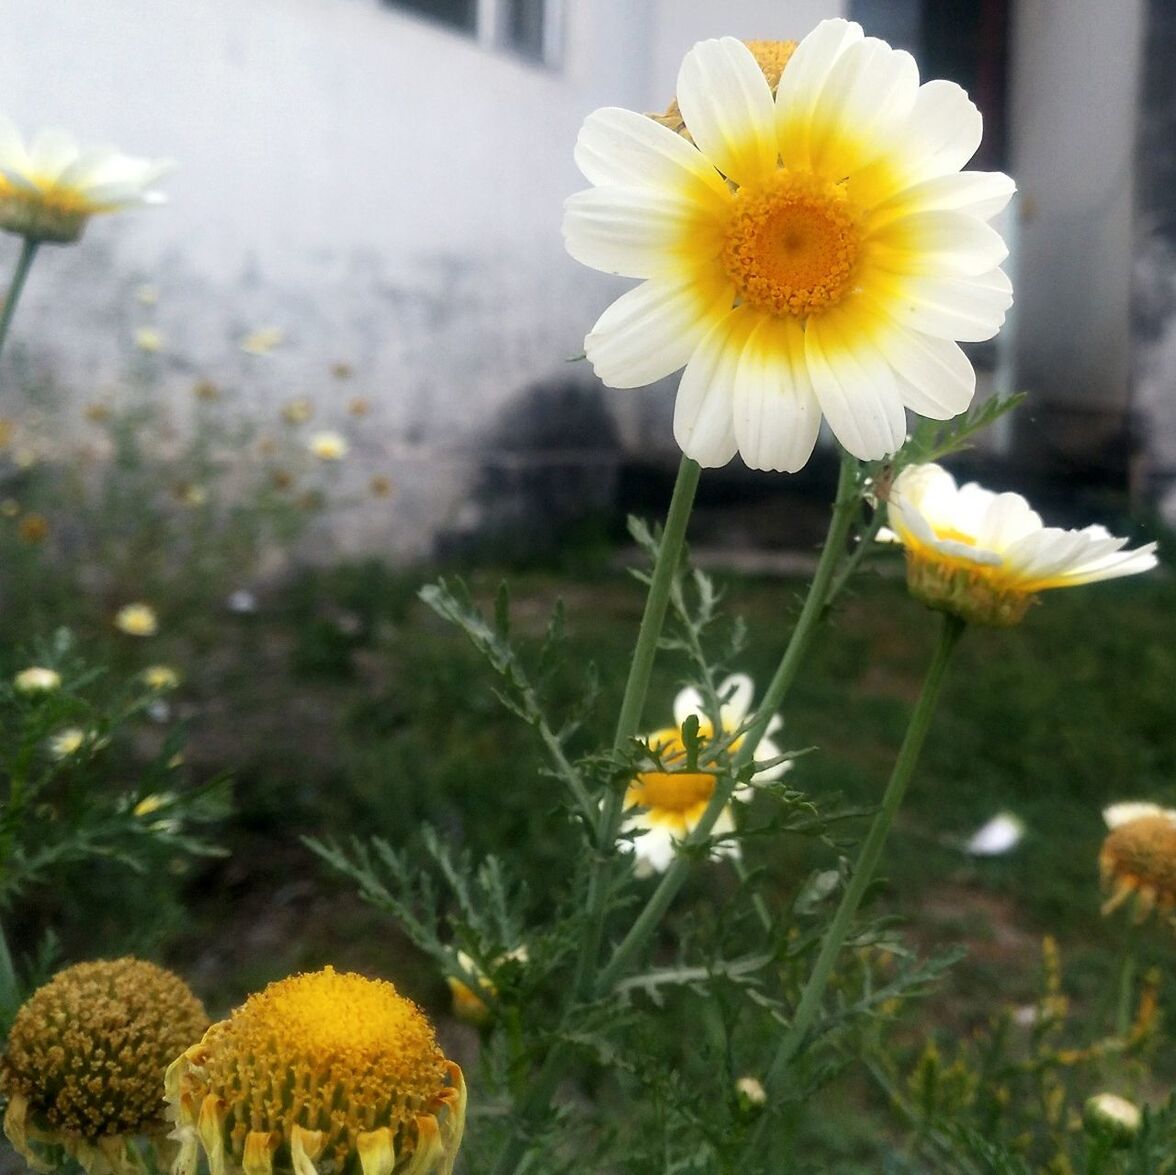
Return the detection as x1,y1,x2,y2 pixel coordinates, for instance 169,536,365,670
1100,815,1176,925
722,172,861,318
626,724,720,833
165,966,465,1175
1,957,209,1175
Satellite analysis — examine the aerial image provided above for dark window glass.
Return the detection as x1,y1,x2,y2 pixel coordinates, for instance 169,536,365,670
501,0,547,62
383,0,476,34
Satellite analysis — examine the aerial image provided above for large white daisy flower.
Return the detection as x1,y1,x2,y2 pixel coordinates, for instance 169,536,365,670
886,463,1158,626
0,116,172,243
564,20,1015,471
621,673,787,877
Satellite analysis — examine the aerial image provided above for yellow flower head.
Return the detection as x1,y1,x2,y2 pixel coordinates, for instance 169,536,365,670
165,966,465,1175
134,327,164,354
347,397,370,418
886,464,1157,626
308,431,348,461
1100,804,1176,926
48,727,87,759
0,958,208,1175
565,20,1015,471
192,380,221,402
142,665,180,691
13,666,61,693
115,603,158,637
445,948,527,1028
622,674,787,875
0,118,171,244
240,327,284,356
370,476,394,499
17,514,49,544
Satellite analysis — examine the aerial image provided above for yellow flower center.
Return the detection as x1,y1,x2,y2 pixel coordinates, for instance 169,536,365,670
626,725,722,818
179,967,452,1172
721,171,862,319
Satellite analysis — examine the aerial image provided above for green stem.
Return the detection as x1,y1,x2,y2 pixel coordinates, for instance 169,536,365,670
489,456,700,1175
743,610,965,1162
1114,920,1142,1037
0,918,19,1017
595,452,862,997
0,237,40,365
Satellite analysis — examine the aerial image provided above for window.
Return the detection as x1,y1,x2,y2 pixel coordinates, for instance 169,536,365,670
380,0,560,66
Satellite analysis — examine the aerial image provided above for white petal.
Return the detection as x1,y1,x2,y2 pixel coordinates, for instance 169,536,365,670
889,268,1013,342
1104,802,1169,830
0,115,29,173
673,309,750,467
573,106,730,203
807,37,920,178
806,316,907,460
775,18,865,168
870,211,1009,277
975,491,1043,549
563,185,724,278
901,79,983,179
732,315,822,471
965,812,1024,856
876,171,1016,224
28,127,80,181
716,674,755,723
676,37,778,186
878,322,976,419
584,269,732,389
673,685,706,727
750,733,790,782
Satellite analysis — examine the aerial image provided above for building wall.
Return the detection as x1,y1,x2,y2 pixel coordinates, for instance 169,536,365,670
0,0,657,559
1007,0,1145,478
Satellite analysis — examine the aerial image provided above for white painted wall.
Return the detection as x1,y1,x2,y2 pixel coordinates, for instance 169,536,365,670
0,0,664,558
1008,0,1144,415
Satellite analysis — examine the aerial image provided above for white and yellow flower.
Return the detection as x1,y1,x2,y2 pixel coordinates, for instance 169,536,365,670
564,22,1014,471
885,463,1157,626
308,430,349,461
114,602,158,637
13,666,61,693
0,118,171,243
622,674,787,876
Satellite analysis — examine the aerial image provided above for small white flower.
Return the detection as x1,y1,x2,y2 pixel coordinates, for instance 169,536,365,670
0,117,172,243
48,727,86,759
621,674,787,876
13,667,61,693
227,589,257,614
308,431,348,461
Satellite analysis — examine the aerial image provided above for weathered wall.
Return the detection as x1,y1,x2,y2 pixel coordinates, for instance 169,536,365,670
0,0,659,559
1007,0,1145,479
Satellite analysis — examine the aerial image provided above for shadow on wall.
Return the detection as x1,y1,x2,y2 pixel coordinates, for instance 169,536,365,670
435,380,621,562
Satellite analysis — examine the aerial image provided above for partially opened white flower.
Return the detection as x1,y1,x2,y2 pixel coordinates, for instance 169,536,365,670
621,674,787,876
0,117,171,243
564,21,1014,471
1099,803,1176,925
1104,802,1176,830
886,463,1157,626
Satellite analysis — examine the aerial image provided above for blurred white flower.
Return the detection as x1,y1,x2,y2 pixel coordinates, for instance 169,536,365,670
114,602,158,636
48,727,86,759
0,117,171,243
308,431,349,461
963,811,1024,856
13,666,61,693
227,589,257,614
240,326,284,355
134,326,164,353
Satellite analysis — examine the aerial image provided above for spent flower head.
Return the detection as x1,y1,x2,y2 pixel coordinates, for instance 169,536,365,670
622,674,786,876
166,966,465,1175
0,117,172,244
564,21,1014,471
885,463,1157,626
1100,803,1176,926
0,957,208,1175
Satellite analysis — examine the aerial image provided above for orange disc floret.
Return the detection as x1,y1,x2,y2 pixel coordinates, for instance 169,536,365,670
165,966,465,1175
1100,815,1176,924
1,957,208,1175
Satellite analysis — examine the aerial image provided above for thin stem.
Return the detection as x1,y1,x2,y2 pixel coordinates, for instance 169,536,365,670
489,456,700,1175
743,611,965,1162
573,455,701,997
1114,920,1142,1037
0,918,18,1017
0,237,40,365
595,452,862,996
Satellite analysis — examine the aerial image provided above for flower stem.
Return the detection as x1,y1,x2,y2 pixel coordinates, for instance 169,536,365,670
743,610,965,1161
489,456,700,1175
1114,920,1142,1037
0,918,19,1018
594,452,862,997
0,237,40,366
